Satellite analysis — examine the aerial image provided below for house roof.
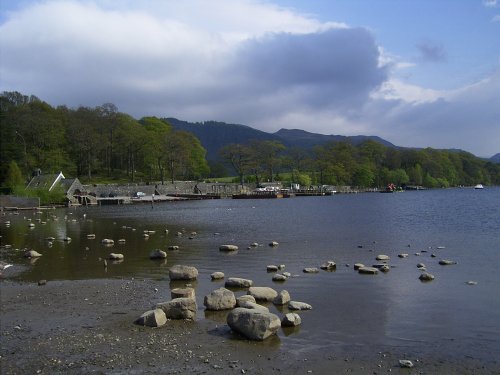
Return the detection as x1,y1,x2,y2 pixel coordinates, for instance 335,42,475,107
26,172,65,191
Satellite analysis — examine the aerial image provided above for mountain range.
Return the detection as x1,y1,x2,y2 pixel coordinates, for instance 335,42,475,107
165,117,499,163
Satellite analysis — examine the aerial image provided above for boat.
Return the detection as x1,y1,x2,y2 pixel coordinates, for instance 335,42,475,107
474,184,484,189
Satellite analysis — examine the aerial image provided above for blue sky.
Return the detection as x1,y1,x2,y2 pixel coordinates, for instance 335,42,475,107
1,0,499,157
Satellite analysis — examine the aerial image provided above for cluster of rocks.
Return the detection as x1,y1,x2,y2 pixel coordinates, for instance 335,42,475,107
135,264,311,341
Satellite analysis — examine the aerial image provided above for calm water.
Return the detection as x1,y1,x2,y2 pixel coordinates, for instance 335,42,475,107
1,187,500,359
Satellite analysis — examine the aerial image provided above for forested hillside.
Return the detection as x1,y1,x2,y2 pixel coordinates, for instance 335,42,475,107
1,91,499,189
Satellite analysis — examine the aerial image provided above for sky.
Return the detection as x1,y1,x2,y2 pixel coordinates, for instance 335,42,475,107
0,0,499,157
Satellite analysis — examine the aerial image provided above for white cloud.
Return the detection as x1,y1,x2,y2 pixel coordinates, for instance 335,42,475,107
0,0,498,156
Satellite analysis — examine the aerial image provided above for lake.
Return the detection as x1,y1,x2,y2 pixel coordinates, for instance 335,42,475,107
1,187,499,362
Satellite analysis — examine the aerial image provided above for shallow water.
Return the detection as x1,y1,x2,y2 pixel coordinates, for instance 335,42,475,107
1,187,499,360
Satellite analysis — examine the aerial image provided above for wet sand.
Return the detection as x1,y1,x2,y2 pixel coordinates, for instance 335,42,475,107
1,278,498,375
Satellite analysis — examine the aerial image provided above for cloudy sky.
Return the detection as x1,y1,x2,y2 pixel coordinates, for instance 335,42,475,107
1,0,499,157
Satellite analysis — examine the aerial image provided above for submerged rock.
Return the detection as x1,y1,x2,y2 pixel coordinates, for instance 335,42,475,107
266,265,279,272
358,266,379,275
219,244,238,252
108,253,124,260
419,272,435,281
272,274,287,282
227,308,281,340
439,259,457,265
24,250,42,258
320,261,336,270
210,271,225,280
281,313,302,327
353,263,365,270
288,301,312,310
225,277,253,288
169,265,198,280
171,287,195,299
273,290,291,306
376,254,390,261
149,249,167,259
269,241,279,247
303,267,319,273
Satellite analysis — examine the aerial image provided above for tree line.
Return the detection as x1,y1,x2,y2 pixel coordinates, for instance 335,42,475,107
0,92,209,187
1,91,499,190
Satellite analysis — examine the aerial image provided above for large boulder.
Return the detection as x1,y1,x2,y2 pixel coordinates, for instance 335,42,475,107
248,286,278,302
135,308,167,327
204,288,236,311
227,308,281,340
225,277,253,288
169,265,198,280
156,298,197,320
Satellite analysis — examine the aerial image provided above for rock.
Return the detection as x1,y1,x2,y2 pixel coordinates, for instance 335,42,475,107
169,265,198,280
225,277,253,288
236,295,256,306
204,288,236,310
38,280,47,286
376,254,390,261
149,249,167,259
266,265,279,272
171,287,195,299
210,271,225,280
417,263,426,269
282,271,292,277
117,239,126,244
86,234,95,239
168,245,179,250
398,253,409,258
398,359,414,368
281,313,301,327
288,301,312,310
237,301,269,312
250,242,259,247
278,264,286,270
227,308,281,340
219,244,238,252
320,261,336,270
248,286,278,302
273,290,291,305
379,264,390,273
303,267,319,273
135,308,167,327
24,250,42,258
108,253,124,260
101,238,114,245
466,281,478,285
419,272,435,281
272,274,287,282
358,266,379,275
353,263,365,270
439,259,457,265
156,298,197,320
269,241,279,247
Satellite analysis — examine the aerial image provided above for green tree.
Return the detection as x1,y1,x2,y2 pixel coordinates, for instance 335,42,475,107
4,160,24,190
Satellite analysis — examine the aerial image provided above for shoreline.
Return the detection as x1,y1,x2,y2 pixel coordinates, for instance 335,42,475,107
1,278,498,374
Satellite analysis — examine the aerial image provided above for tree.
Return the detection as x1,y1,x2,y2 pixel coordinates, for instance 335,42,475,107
219,143,253,185
4,160,24,190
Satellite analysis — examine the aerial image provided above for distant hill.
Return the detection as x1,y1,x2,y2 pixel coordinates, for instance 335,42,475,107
490,153,500,163
165,118,281,160
166,118,395,160
274,128,396,149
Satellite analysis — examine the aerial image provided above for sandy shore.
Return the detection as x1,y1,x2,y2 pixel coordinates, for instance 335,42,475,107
1,278,498,375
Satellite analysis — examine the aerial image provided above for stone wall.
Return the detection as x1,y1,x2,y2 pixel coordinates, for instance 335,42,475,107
0,195,40,209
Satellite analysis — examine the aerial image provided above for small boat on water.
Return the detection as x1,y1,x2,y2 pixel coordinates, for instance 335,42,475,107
474,184,484,189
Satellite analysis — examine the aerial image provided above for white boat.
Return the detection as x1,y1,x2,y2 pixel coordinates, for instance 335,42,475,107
474,184,484,189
